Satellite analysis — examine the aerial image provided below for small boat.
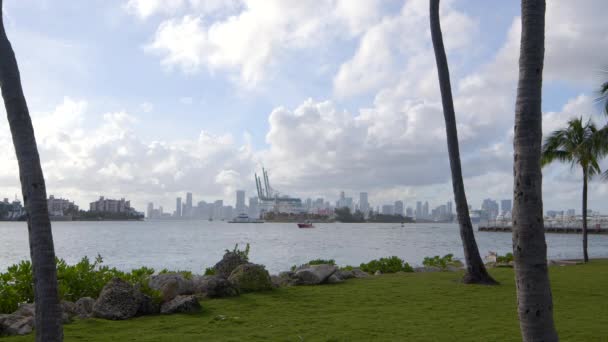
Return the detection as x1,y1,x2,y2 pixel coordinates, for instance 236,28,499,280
297,222,314,228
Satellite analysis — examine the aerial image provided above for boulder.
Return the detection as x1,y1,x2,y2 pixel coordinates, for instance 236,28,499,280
1,315,33,336
214,252,248,278
228,263,273,292
374,270,382,276
414,266,442,273
75,297,95,319
351,269,370,278
148,273,193,300
326,274,343,284
193,275,239,298
335,269,355,280
137,294,160,316
160,295,201,314
294,264,337,285
93,278,142,320
13,303,35,317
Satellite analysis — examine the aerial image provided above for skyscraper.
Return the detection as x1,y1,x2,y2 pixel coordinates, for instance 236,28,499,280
248,197,259,218
423,201,429,218
236,190,246,214
416,201,422,218
175,197,182,217
146,203,153,219
447,201,452,215
501,199,512,214
185,192,193,217
359,192,369,214
394,200,404,216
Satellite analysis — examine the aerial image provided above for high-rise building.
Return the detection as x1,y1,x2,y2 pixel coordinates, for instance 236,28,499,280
406,207,413,217
447,201,452,215
185,192,193,217
481,198,499,220
381,204,394,215
147,203,153,218
423,201,429,218
416,201,422,218
213,200,223,219
394,200,404,216
501,199,512,214
359,192,369,214
236,190,246,214
175,197,182,217
248,197,259,218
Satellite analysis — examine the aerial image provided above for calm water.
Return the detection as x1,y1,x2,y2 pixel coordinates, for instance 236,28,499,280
2,220,608,274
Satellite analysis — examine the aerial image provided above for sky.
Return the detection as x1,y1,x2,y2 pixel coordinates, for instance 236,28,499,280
0,0,607,214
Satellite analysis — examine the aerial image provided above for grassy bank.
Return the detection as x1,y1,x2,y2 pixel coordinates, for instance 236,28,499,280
6,261,608,341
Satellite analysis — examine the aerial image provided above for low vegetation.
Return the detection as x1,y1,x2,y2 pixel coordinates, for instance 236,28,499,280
359,256,414,273
422,254,463,270
5,260,607,341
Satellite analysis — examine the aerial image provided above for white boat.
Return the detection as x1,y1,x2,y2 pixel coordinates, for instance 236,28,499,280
228,213,264,223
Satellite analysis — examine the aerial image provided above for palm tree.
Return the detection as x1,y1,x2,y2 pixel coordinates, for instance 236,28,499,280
0,2,63,341
542,118,602,263
429,0,497,285
600,80,608,114
512,0,558,340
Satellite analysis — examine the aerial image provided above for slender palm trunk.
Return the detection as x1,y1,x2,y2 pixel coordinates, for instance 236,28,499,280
0,2,63,341
582,169,588,262
512,1,558,340
430,0,496,285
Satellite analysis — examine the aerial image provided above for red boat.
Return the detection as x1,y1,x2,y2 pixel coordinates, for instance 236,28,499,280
297,222,314,228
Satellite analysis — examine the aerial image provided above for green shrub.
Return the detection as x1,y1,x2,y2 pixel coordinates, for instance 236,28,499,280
340,265,354,271
0,255,168,313
359,256,413,274
307,259,335,266
496,253,514,264
204,267,216,276
422,254,462,270
159,268,193,279
226,243,250,262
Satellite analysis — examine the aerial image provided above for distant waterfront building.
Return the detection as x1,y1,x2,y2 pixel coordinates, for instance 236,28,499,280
423,201,429,218
566,209,575,217
175,197,182,217
185,192,193,217
89,196,136,214
481,198,499,220
416,201,422,218
213,200,223,219
381,204,394,215
406,207,413,217
394,201,404,216
0,198,26,220
236,190,246,214
47,195,78,216
147,203,154,218
248,197,259,218
359,192,369,214
501,199,512,214
447,201,452,215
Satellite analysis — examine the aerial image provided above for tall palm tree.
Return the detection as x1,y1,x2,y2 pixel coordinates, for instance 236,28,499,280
512,0,558,340
600,80,608,114
542,118,602,263
0,2,63,341
429,0,497,285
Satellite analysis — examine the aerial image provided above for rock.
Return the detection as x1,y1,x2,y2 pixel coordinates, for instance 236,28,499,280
1,314,34,336
374,270,382,276
228,263,273,292
294,264,337,285
75,297,95,319
270,275,287,288
414,266,442,273
193,275,239,298
149,273,193,300
160,295,201,314
13,303,35,317
214,252,248,278
137,294,160,316
351,268,370,278
93,278,142,320
335,269,355,280
326,274,343,284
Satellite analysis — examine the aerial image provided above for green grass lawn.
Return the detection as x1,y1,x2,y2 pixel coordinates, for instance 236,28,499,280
6,261,608,341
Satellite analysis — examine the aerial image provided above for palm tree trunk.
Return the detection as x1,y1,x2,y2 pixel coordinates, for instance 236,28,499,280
582,169,588,262
512,1,558,340
429,0,497,285
0,2,63,341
